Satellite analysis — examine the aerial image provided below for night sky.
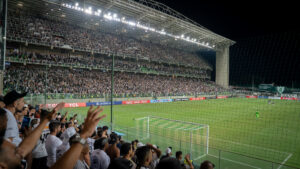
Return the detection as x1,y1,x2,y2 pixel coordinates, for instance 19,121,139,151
155,0,300,88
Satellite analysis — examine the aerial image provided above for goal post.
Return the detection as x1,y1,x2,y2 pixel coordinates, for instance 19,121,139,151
134,116,209,159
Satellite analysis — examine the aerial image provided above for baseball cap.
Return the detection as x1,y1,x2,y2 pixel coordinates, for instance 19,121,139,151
165,147,172,154
4,90,27,105
137,142,144,148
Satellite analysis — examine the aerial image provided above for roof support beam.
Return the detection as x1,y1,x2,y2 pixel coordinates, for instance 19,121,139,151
137,13,149,20
103,0,115,13
162,19,177,29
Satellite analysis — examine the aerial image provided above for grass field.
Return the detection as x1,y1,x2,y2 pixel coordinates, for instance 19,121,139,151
62,98,300,169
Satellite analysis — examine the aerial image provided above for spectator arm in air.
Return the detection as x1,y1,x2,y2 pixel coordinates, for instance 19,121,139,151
17,102,65,158
50,106,106,169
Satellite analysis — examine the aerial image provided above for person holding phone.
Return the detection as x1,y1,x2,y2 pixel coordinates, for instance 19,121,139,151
3,90,27,146
20,116,31,133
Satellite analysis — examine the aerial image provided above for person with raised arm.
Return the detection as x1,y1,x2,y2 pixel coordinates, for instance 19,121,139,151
50,106,106,169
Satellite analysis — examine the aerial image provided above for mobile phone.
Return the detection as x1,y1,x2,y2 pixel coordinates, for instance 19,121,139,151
35,105,40,112
21,116,31,131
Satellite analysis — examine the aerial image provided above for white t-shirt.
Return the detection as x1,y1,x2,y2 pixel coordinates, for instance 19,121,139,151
87,138,95,153
60,127,76,143
4,108,22,146
57,127,76,154
56,142,69,160
74,160,90,169
46,134,63,167
90,149,110,169
32,123,50,158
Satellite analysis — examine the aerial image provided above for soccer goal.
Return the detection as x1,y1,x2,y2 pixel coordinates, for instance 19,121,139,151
134,116,209,159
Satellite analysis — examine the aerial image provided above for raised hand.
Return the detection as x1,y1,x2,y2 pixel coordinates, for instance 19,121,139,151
47,102,65,121
80,106,106,139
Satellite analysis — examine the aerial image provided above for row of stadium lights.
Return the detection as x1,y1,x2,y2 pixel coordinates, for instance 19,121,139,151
61,3,215,49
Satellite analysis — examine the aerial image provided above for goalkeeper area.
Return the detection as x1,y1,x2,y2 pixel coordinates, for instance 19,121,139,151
134,116,209,161
63,98,300,169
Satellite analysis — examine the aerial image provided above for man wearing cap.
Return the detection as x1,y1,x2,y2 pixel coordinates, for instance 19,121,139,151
3,90,27,146
160,147,172,161
91,137,110,169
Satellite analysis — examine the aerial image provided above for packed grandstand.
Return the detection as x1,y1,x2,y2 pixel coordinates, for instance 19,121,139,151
3,11,229,97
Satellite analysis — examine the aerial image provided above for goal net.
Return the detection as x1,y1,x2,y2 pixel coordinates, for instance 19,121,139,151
135,116,209,160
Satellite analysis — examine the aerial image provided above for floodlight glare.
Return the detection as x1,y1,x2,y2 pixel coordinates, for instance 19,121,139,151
57,2,212,48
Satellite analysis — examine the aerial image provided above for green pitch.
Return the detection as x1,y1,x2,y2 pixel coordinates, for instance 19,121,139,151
63,98,300,169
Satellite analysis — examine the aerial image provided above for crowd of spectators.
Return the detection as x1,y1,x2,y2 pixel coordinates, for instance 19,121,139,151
0,90,215,169
4,64,224,95
6,49,209,78
7,12,211,69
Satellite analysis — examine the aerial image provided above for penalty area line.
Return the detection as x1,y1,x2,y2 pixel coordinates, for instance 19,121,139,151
277,153,293,169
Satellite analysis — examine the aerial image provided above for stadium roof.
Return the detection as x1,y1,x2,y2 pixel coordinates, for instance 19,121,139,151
8,0,235,52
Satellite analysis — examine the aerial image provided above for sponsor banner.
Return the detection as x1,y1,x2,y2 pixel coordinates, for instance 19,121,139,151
122,100,150,105
217,96,228,99
281,97,297,100
258,96,268,99
246,96,258,98
174,98,189,102
42,102,86,108
206,96,216,100
114,101,123,105
150,99,173,103
268,96,281,100
189,97,206,101
86,101,122,106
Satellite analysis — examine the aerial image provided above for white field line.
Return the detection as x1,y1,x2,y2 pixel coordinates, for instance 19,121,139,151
182,126,205,131
277,153,293,169
159,121,203,131
135,117,149,121
193,154,207,161
150,119,166,126
165,123,193,130
158,120,178,128
208,154,262,169
209,137,290,155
